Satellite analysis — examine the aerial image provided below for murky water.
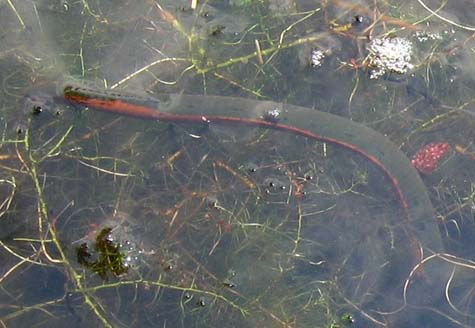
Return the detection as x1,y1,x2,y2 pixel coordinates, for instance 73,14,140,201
1,1,475,327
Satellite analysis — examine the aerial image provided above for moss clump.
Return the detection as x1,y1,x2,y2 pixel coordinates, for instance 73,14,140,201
76,227,128,280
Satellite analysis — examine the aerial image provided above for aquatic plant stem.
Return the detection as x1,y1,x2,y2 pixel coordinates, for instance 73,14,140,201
16,121,114,327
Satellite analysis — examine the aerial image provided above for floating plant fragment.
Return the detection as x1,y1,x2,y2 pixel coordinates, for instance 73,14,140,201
411,142,451,174
76,227,131,280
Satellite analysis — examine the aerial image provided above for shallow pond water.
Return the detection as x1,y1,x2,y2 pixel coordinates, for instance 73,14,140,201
1,1,475,327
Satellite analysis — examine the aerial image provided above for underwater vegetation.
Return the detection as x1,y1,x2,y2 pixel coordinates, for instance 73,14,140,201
2,1,475,327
